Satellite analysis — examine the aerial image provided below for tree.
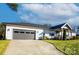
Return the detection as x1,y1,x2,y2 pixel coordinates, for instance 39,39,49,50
6,3,18,11
0,23,5,40
63,29,66,40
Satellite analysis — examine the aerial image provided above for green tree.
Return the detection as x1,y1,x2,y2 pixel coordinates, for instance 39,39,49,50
0,23,5,40
6,3,18,11
63,29,66,40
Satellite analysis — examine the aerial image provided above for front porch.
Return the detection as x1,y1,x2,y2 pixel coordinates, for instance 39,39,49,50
54,28,72,40
50,23,74,40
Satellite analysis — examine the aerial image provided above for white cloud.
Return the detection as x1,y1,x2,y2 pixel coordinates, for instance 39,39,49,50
67,17,79,26
18,3,79,25
21,3,79,16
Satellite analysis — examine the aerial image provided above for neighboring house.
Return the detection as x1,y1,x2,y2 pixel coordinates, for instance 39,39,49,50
1,22,76,40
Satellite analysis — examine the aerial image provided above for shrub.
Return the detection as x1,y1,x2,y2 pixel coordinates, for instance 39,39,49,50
43,36,49,40
76,36,79,39
39,37,43,40
39,36,49,40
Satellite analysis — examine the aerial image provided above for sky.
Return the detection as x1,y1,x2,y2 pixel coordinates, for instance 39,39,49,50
0,4,20,22
0,3,79,26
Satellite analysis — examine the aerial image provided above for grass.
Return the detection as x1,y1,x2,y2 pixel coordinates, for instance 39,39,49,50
0,40,10,55
45,40,79,55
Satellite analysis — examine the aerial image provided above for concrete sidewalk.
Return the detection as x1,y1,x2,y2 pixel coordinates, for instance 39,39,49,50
4,40,64,55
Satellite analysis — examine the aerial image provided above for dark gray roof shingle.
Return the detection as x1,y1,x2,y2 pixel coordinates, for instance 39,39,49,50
50,23,65,29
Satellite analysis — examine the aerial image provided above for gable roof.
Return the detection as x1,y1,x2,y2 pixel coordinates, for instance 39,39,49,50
50,23,72,30
50,23,65,29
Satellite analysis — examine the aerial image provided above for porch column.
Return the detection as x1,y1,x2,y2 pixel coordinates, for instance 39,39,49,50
61,30,62,39
68,30,70,39
61,28,63,40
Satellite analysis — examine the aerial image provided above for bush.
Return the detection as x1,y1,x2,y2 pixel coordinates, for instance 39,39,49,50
43,36,49,40
39,37,43,40
39,36,50,40
0,35,3,40
76,36,79,39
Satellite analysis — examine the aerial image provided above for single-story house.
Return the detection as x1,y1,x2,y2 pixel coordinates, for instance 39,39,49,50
1,22,76,40
50,23,76,39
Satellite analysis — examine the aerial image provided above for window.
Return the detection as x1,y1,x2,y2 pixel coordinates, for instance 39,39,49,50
31,32,35,34
50,33,54,36
7,29,10,31
26,32,30,34
14,31,19,33
20,31,24,33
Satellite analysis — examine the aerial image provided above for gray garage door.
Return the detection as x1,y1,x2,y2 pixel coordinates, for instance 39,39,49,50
13,29,35,40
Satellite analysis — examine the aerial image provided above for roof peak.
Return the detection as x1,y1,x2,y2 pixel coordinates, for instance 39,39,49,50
50,23,67,29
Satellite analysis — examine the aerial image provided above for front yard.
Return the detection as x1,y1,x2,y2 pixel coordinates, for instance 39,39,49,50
45,40,79,55
0,40,10,54
0,39,79,55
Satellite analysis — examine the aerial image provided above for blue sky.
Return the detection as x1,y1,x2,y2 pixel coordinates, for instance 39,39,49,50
0,3,79,26
0,4,20,22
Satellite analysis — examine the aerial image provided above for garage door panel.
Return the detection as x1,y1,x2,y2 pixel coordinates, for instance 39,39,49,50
29,34,34,39
13,29,35,40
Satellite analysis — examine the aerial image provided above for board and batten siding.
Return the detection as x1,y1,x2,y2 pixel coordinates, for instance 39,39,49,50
5,25,44,40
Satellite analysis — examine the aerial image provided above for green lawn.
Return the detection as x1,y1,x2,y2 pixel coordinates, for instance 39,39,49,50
0,40,10,55
45,40,79,55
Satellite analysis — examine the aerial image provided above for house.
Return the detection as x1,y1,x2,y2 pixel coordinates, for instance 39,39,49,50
2,22,50,40
50,23,76,39
1,22,76,40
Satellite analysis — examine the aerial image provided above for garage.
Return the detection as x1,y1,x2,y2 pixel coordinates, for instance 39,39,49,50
13,29,35,40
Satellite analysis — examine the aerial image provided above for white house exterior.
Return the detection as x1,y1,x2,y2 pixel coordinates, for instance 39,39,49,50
5,23,46,40
2,22,76,40
50,23,76,39
6,26,44,40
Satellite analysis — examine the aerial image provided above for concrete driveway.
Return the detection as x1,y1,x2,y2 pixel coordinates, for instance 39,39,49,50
4,40,64,55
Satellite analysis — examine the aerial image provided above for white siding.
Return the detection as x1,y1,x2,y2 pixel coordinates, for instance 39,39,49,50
6,25,44,40
59,32,76,36
61,26,68,29
72,32,76,36
6,26,13,40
